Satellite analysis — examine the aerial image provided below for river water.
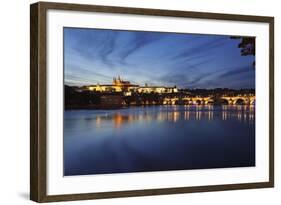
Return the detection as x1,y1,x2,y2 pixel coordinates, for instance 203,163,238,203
64,105,255,176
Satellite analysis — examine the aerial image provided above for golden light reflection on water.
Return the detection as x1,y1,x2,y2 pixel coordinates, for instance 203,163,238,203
93,105,255,128
208,110,214,120
222,111,227,120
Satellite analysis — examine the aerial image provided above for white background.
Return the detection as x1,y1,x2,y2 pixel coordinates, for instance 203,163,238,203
0,0,279,204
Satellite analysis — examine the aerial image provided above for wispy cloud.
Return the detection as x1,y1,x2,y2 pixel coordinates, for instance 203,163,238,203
172,37,228,61
64,28,255,88
192,65,255,88
65,64,113,85
218,66,252,78
65,28,119,67
118,32,164,62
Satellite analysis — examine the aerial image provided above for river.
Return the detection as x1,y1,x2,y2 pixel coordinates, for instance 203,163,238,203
64,105,255,176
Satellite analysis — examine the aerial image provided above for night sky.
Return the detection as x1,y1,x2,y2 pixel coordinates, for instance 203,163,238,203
64,27,255,89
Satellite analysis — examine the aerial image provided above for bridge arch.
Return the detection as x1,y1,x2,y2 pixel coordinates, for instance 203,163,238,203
234,98,245,105
204,98,214,105
195,100,202,105
250,99,255,105
221,99,229,105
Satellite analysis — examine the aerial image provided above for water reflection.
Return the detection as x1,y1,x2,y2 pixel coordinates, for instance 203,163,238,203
93,105,255,129
64,105,255,176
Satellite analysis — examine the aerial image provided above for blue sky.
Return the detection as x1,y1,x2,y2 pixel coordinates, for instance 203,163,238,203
64,27,255,89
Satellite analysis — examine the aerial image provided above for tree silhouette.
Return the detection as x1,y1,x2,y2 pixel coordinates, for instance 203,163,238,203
231,36,255,67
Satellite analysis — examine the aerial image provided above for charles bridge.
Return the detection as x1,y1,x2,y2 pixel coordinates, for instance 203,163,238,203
162,95,255,105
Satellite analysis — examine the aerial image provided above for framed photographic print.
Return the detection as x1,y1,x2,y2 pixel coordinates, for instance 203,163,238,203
30,1,274,202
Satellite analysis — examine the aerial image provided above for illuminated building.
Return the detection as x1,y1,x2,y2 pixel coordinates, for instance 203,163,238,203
86,76,178,94
86,76,139,92
137,85,178,94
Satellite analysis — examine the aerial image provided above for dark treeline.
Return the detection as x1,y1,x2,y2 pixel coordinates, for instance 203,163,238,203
65,85,101,109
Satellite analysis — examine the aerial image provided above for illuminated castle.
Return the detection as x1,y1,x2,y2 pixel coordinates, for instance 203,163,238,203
113,75,131,86
86,76,178,94
87,76,138,92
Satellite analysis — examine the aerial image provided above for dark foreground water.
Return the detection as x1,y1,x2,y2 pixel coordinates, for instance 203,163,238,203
64,105,255,176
